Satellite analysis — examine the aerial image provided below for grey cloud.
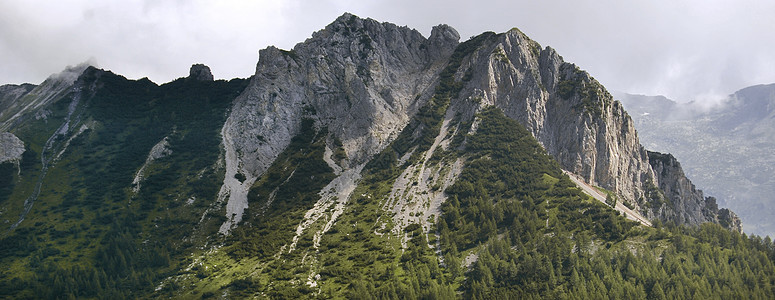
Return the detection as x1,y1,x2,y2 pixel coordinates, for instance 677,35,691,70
1,0,773,104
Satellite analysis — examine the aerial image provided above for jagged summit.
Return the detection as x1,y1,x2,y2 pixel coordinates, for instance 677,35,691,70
294,13,460,64
218,13,461,234
211,12,741,234
428,24,460,56
0,62,94,131
189,64,214,81
1,13,765,299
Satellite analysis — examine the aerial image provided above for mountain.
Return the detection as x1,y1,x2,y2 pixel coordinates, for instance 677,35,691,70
618,85,775,237
1,13,771,299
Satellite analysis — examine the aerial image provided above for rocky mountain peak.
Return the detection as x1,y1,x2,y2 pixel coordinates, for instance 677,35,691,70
189,64,214,81
0,62,94,130
647,151,742,231
302,13,459,63
67,13,726,235
428,24,460,59
436,27,732,230
1,14,764,298
429,24,459,43
215,13,461,234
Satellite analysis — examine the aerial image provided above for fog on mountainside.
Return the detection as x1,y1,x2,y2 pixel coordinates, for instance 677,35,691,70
0,13,772,299
618,84,775,238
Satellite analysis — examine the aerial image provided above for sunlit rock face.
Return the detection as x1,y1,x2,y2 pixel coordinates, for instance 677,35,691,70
216,13,736,233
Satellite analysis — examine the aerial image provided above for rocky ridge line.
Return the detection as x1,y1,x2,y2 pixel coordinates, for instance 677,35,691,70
193,13,737,233
442,28,738,230
216,13,460,234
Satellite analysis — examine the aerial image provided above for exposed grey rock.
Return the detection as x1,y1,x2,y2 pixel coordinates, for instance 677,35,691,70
647,151,741,232
618,85,775,236
0,83,36,116
215,14,734,234
718,208,742,233
1,62,90,131
447,29,651,216
132,137,173,193
189,64,214,81
217,13,459,234
0,132,25,164
445,28,728,229
427,24,460,60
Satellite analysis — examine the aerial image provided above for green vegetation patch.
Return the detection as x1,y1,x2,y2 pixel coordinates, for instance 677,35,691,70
557,64,612,117
228,118,336,259
0,69,248,299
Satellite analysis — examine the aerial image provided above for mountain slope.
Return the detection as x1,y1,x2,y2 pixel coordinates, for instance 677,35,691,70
0,65,249,298
216,14,460,234
0,13,769,299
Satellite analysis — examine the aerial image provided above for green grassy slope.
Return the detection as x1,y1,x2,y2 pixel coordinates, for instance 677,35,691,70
0,69,248,299
0,41,772,298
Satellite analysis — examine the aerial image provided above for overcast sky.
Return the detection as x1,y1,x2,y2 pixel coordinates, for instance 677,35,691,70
1,0,773,102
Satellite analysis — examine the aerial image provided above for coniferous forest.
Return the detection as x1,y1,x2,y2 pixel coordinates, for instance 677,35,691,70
0,14,773,299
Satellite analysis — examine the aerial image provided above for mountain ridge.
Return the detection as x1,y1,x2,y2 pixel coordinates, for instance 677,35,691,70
0,13,766,299
618,84,775,237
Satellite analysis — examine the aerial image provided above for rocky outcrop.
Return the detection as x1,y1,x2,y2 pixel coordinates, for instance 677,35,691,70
214,13,735,233
217,13,459,233
189,64,214,81
0,132,25,164
0,83,36,116
718,208,743,233
0,63,91,130
448,29,653,209
647,151,741,231
443,29,732,229
132,137,173,193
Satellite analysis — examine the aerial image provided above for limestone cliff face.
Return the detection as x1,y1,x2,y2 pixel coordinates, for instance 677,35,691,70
0,132,25,164
450,29,652,207
443,29,733,229
217,13,459,233
648,151,742,231
216,14,736,233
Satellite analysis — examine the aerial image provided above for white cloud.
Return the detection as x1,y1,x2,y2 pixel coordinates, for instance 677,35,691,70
1,0,773,102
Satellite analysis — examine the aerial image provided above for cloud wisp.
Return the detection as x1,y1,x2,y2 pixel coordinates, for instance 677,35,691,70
1,0,773,103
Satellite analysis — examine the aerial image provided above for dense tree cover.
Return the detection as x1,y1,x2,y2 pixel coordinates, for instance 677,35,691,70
0,71,248,299
267,94,774,299
0,162,15,203
1,40,773,299
283,106,775,299
441,108,775,299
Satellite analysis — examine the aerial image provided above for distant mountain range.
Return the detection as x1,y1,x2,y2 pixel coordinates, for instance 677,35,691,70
618,84,775,237
0,13,770,299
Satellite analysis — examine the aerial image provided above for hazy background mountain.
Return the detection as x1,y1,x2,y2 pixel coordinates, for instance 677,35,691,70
0,13,770,299
618,84,775,237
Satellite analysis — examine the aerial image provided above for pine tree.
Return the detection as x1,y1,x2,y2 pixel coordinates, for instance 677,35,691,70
650,282,666,300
